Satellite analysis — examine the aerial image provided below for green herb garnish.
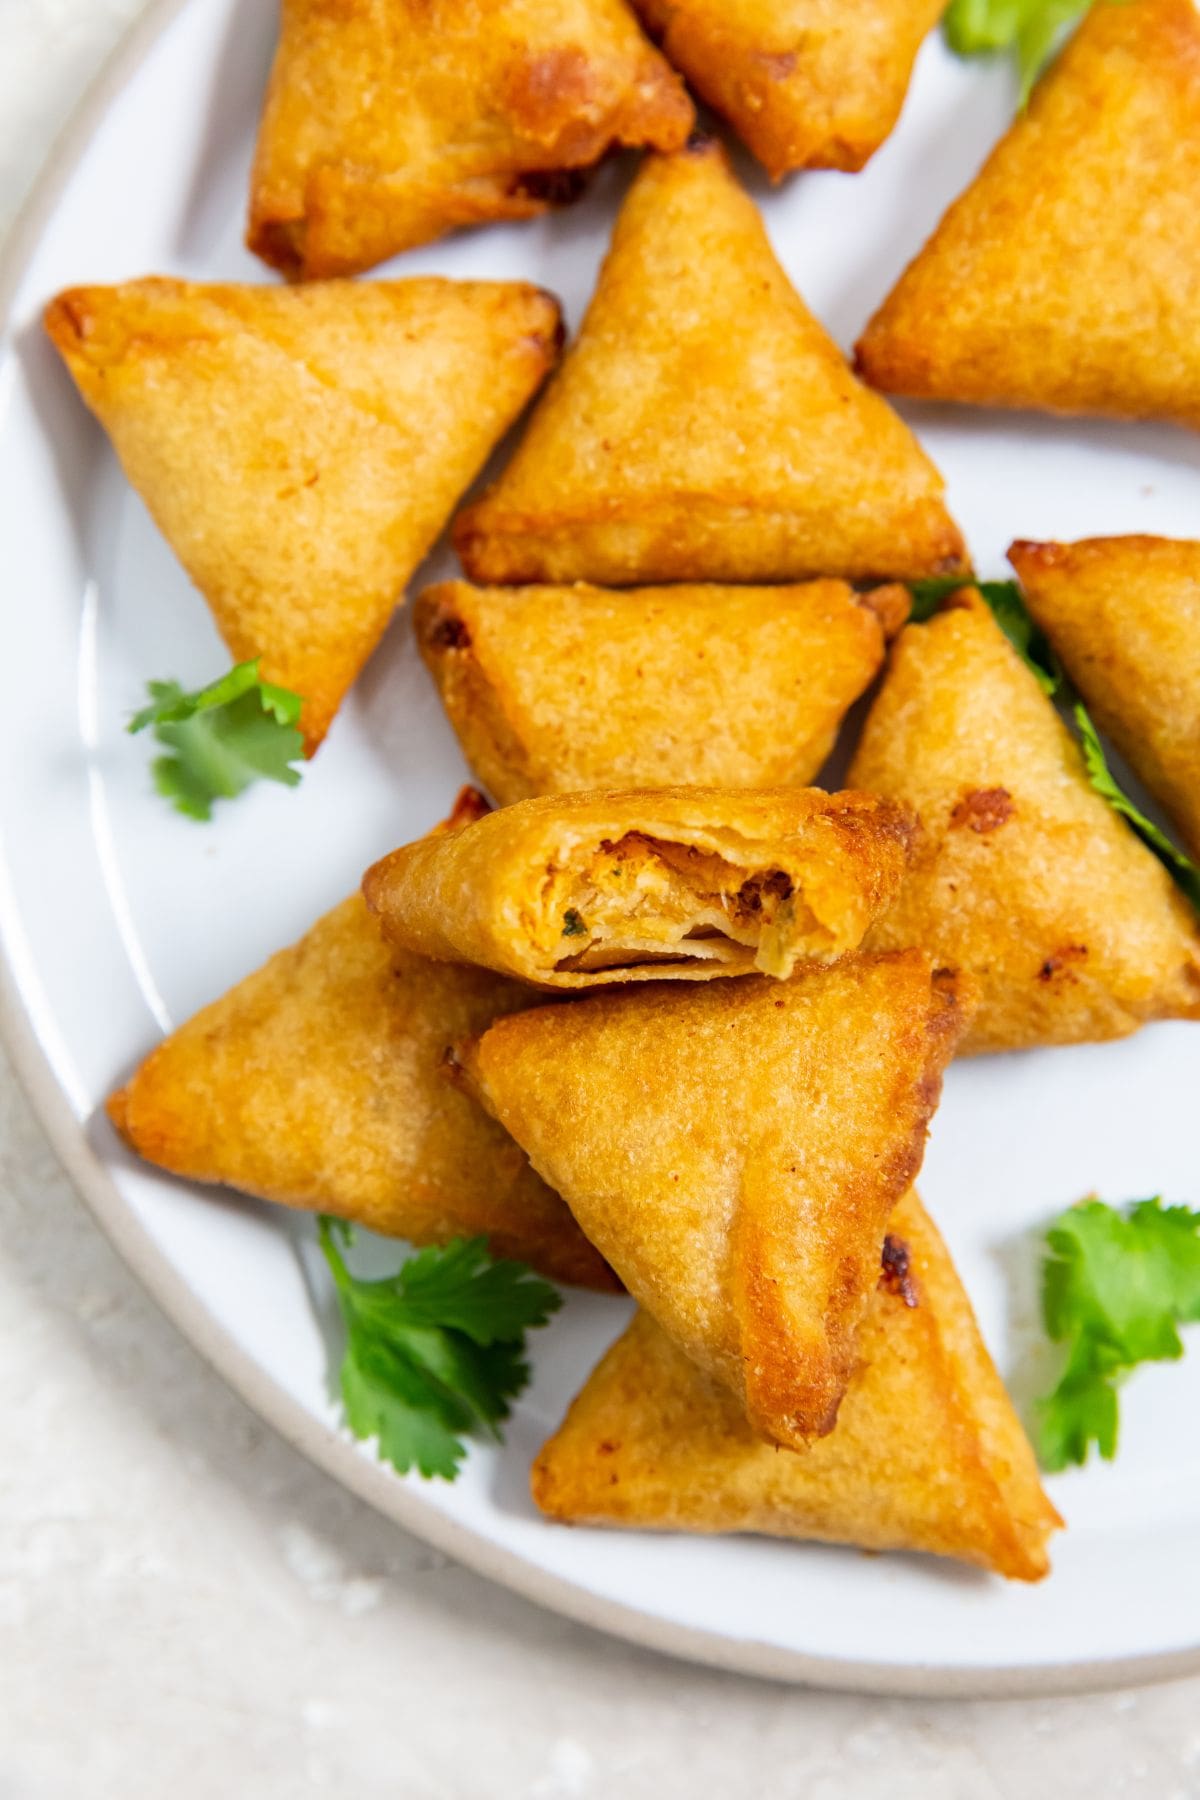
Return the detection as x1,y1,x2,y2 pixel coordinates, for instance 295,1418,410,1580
1037,1198,1200,1469
561,908,588,938
318,1220,562,1480
129,659,305,821
943,0,1127,104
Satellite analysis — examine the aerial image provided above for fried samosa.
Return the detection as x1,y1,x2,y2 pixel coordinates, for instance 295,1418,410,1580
44,277,561,749
458,953,972,1445
631,0,944,178
363,786,918,988
415,578,910,804
847,590,1200,1053
533,1190,1060,1581
247,0,693,279
108,797,613,1289
1011,536,1200,865
855,0,1200,427
454,138,966,586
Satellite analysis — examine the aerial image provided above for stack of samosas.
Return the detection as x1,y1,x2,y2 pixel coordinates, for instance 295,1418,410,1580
50,0,1200,1588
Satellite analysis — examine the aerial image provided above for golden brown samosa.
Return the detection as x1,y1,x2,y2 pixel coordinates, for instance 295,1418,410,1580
454,138,966,586
1011,536,1200,865
44,277,561,750
247,0,693,279
533,1190,1060,1582
363,786,918,988
415,578,910,804
631,0,944,177
855,0,1200,427
107,794,614,1289
847,590,1200,1053
458,953,972,1445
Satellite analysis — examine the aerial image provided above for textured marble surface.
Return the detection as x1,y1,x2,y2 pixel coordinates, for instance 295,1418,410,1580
3,3,1200,1794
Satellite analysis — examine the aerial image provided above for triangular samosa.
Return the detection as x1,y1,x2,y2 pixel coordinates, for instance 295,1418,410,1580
1011,535,1200,864
247,0,693,278
363,786,918,987
415,578,910,804
457,952,973,1445
631,0,944,177
847,590,1200,1053
533,1190,1060,1581
108,795,615,1289
44,277,562,749
855,0,1200,427
454,138,966,586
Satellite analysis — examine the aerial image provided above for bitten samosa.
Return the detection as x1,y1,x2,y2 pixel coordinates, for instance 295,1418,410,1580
855,0,1200,428
847,590,1200,1053
533,1190,1060,1581
458,953,972,1445
631,0,943,177
44,277,562,749
363,786,918,987
1011,536,1200,864
415,578,910,803
454,138,966,586
107,796,613,1289
247,0,693,279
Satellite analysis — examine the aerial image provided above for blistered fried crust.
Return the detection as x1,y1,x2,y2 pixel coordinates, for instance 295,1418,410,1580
248,0,693,278
848,590,1200,1053
458,953,974,1445
362,786,918,988
43,277,561,750
855,0,1200,426
1011,536,1200,865
105,892,613,1289
632,0,943,177
454,139,966,585
532,1191,1059,1580
415,579,909,803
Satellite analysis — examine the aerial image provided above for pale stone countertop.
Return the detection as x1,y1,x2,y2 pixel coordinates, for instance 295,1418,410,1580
3,4,1200,1794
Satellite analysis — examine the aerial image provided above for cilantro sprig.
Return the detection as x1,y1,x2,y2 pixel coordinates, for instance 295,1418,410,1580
943,0,1128,104
129,659,306,821
1037,1198,1200,1469
318,1220,562,1480
908,578,1200,913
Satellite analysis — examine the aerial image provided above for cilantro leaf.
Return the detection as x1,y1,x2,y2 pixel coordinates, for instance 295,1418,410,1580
1036,1198,1200,1469
129,659,305,822
317,1219,562,1480
943,0,1129,104
1071,707,1200,912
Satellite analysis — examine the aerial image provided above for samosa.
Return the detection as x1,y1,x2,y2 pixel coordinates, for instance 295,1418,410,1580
107,794,613,1290
454,138,966,586
533,1190,1060,1582
631,0,944,178
855,0,1200,428
458,952,972,1445
363,786,918,988
847,589,1200,1053
247,0,693,279
1011,536,1200,865
415,578,910,803
44,277,561,749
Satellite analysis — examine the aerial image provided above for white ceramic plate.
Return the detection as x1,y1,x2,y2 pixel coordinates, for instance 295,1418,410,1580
4,0,1200,1698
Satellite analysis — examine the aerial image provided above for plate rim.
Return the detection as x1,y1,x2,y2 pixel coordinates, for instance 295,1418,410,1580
3,0,1198,1699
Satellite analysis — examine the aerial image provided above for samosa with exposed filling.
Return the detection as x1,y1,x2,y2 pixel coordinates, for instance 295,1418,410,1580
363,786,918,988
631,0,944,177
855,0,1200,428
533,1190,1060,1582
455,138,966,586
456,953,973,1445
248,0,693,278
44,277,561,749
416,578,910,804
847,589,1200,1053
